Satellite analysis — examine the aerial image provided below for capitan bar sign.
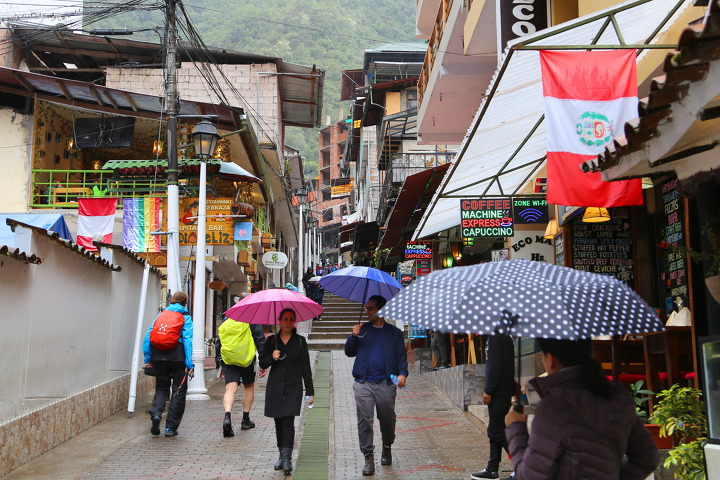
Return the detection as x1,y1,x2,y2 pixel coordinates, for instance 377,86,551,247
404,241,432,260
460,198,514,238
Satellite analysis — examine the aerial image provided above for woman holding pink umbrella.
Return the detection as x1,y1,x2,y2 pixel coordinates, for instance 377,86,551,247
259,308,314,476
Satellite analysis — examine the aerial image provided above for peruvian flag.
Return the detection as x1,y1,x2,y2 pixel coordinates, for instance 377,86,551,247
77,197,118,251
540,50,643,207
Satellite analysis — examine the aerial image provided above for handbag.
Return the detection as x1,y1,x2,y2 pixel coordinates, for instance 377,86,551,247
144,364,158,377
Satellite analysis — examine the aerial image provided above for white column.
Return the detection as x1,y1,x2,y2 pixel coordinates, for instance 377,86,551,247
298,204,304,294
187,161,209,398
166,184,180,293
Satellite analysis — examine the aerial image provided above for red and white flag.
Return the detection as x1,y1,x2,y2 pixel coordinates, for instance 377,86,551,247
77,197,118,250
540,50,643,207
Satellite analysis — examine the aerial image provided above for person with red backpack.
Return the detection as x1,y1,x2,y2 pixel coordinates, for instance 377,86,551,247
143,291,194,437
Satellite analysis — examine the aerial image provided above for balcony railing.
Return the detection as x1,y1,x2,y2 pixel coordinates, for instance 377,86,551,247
418,0,453,108
31,169,169,208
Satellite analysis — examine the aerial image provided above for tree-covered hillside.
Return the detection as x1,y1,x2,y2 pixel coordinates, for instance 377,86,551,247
89,0,418,178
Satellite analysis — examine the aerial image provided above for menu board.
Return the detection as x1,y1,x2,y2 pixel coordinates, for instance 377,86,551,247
554,231,565,267
657,177,688,315
571,207,634,285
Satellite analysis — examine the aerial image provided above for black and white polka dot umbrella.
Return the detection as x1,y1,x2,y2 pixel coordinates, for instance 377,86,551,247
378,259,664,339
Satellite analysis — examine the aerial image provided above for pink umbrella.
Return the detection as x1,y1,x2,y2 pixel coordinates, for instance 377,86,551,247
225,288,323,356
224,288,323,325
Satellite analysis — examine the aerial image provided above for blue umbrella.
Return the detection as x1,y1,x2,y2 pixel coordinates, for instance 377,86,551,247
319,266,403,336
318,266,402,304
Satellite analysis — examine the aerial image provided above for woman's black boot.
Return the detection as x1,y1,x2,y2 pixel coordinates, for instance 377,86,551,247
274,447,283,470
281,447,293,475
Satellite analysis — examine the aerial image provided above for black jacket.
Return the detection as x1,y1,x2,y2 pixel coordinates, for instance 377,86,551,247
259,330,314,418
485,334,515,397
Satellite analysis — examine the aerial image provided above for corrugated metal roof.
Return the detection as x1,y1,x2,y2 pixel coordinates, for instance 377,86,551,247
277,62,325,128
365,43,428,53
582,0,720,180
415,0,692,240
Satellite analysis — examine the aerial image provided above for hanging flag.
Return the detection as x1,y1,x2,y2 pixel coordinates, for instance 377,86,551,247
77,197,118,251
540,50,643,207
122,197,162,252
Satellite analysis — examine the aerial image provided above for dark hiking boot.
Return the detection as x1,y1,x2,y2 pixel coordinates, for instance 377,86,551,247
150,416,161,436
274,447,284,470
164,428,177,437
240,419,255,430
380,445,392,465
362,451,375,476
223,413,234,437
471,469,499,479
281,447,293,475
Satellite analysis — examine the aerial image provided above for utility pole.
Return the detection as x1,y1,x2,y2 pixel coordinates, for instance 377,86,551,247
165,0,180,295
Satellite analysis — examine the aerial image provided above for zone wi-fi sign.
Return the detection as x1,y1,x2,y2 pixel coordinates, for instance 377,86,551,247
512,197,549,225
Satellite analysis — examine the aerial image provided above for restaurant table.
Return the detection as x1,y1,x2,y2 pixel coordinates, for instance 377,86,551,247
592,336,645,383
51,187,91,205
643,325,693,408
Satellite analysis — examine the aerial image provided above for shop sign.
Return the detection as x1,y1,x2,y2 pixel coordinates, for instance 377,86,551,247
460,198,514,238
416,259,431,276
404,241,432,260
498,0,549,53
164,197,235,245
262,251,288,269
491,248,510,261
509,230,553,262
512,197,549,224
209,280,226,291
656,177,688,315
234,221,253,241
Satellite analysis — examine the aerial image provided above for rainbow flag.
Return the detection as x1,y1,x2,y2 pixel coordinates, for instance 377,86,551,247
122,197,161,252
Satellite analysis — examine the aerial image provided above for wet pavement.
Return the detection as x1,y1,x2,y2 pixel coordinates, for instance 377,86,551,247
3,349,509,480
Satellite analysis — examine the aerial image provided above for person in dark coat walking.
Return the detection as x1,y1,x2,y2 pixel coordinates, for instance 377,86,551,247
504,338,658,480
259,308,314,475
472,334,515,480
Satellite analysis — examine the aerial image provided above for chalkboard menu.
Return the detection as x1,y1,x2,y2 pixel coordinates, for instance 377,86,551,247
656,177,688,315
571,207,634,285
554,231,565,267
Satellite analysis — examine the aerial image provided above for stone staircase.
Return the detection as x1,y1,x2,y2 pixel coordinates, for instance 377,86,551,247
307,293,364,350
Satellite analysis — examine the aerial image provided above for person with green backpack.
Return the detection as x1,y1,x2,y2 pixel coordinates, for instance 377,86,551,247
215,310,266,437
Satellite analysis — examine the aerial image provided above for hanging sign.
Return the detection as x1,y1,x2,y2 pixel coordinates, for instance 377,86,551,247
404,241,432,260
262,251,288,269
164,197,235,245
512,197,549,224
498,0,550,54
209,280,226,291
460,198,514,238
234,221,253,241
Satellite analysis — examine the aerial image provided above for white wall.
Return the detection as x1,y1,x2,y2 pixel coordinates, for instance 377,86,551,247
0,107,32,211
0,228,162,423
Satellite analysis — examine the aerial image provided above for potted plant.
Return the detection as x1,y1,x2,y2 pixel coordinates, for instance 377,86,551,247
236,240,251,267
630,381,673,449
650,384,708,479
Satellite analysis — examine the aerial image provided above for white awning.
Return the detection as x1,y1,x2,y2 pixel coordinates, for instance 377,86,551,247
414,0,693,240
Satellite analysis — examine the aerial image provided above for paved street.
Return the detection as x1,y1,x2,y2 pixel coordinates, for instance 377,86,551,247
3,349,511,480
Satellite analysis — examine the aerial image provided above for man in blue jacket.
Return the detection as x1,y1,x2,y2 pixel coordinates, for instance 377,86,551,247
345,295,408,476
143,291,194,437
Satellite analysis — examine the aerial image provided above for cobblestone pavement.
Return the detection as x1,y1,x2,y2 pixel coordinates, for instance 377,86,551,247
3,346,511,480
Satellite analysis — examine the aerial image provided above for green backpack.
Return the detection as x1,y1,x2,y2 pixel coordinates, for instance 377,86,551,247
218,319,256,367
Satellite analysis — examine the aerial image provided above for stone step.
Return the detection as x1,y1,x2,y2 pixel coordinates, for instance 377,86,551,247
306,338,346,350
309,326,356,333
307,332,348,340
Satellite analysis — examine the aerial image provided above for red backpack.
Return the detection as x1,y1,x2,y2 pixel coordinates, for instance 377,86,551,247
149,310,185,350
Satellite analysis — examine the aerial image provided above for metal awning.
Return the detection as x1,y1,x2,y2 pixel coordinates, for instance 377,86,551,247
414,0,693,240
102,159,261,183
379,164,450,260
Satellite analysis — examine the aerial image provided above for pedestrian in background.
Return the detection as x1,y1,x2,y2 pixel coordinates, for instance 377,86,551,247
505,338,658,479
143,291,194,437
431,330,450,369
345,295,408,476
215,295,266,437
472,334,516,479
259,308,314,476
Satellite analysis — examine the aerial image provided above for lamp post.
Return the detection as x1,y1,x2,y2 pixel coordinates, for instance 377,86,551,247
295,188,308,294
187,118,220,397
309,216,319,273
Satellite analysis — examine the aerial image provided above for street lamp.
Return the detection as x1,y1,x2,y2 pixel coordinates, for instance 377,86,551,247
308,216,319,274
295,188,308,294
187,118,220,398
